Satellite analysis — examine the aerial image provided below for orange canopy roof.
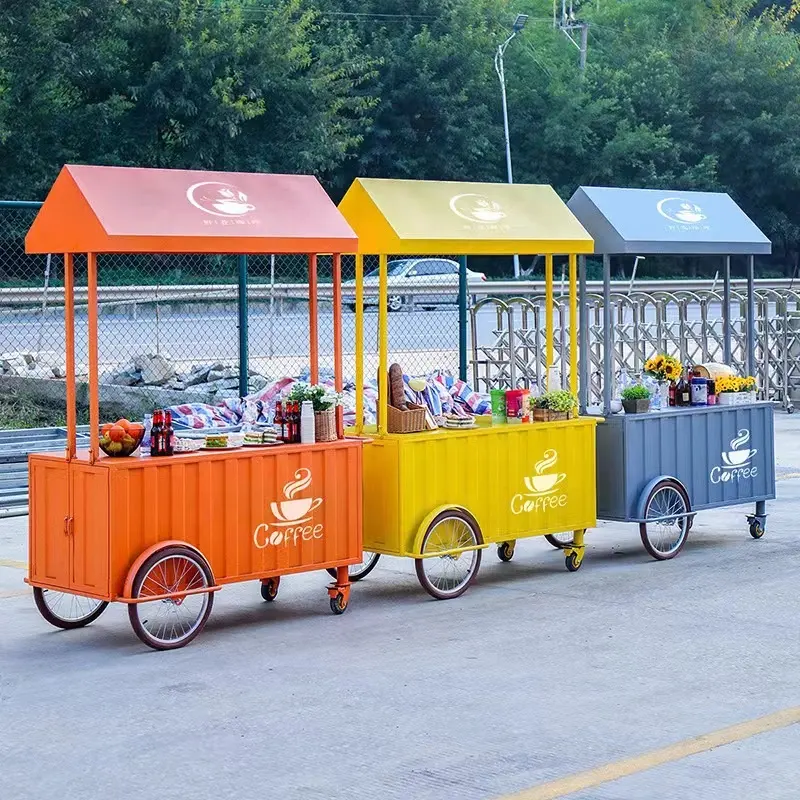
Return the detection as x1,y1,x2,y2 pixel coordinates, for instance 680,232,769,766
26,165,357,255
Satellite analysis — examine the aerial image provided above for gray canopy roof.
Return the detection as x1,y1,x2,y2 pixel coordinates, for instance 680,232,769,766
567,186,771,256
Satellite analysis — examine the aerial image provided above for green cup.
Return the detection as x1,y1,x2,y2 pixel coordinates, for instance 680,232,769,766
490,389,506,425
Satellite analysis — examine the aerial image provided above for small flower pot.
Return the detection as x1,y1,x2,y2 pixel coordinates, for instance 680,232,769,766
718,392,736,406
622,398,651,414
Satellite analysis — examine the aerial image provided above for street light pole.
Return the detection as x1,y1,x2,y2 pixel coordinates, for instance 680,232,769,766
494,15,527,279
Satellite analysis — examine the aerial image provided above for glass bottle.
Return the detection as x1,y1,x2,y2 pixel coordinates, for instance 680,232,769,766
150,410,164,457
163,410,174,456
677,367,691,407
668,380,677,407
274,401,285,442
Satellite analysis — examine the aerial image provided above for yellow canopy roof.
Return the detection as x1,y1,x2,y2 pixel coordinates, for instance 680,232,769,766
338,178,594,255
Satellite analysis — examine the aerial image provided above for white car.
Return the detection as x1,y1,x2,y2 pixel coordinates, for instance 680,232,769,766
343,258,487,312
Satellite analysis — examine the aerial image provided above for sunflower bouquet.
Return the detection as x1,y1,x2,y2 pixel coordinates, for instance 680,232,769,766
644,353,682,382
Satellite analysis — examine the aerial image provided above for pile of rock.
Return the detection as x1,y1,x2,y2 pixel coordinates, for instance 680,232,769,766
102,354,269,402
0,351,67,379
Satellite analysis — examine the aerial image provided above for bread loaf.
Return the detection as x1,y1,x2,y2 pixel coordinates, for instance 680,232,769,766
389,363,408,410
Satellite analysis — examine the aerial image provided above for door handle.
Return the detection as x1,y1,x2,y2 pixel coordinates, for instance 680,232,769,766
63,517,74,537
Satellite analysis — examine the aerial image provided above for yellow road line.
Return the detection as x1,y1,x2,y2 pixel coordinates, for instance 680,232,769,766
498,706,800,800
0,558,27,570
0,589,30,599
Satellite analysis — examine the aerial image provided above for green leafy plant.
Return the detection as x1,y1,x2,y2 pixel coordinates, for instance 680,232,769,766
621,385,651,401
531,390,578,413
286,383,342,412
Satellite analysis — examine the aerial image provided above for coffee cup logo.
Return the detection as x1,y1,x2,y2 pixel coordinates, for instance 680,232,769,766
512,449,568,514
449,193,506,223
253,468,325,548
657,197,707,225
710,429,759,484
187,181,256,217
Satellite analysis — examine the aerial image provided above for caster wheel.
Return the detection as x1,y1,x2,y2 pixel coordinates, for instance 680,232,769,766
497,542,515,562
260,578,280,602
565,552,583,572
749,520,765,539
330,593,348,615
788,406,795,415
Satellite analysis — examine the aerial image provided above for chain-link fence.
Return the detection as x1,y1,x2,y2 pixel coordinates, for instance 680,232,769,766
1,204,468,418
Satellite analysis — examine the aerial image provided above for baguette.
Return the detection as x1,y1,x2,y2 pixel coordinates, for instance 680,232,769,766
389,363,408,410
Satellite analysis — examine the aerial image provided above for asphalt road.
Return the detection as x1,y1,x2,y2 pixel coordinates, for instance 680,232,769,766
1,415,799,799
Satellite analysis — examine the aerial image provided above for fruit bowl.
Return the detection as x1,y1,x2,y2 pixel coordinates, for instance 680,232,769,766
99,420,145,457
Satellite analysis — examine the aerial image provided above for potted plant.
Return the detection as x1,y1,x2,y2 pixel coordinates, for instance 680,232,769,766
716,376,743,406
742,376,757,404
530,390,578,422
644,353,681,409
307,384,343,442
621,384,651,414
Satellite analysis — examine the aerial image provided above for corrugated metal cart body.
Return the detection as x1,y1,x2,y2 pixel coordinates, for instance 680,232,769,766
29,440,363,602
363,419,598,557
596,404,775,521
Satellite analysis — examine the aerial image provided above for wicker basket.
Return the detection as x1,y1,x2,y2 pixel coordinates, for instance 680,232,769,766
387,402,427,434
532,408,570,423
314,409,338,442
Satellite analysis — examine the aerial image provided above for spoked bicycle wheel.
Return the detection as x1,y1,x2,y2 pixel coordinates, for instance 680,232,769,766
639,479,691,561
128,546,214,651
544,532,574,550
415,510,482,600
326,552,381,582
33,588,108,630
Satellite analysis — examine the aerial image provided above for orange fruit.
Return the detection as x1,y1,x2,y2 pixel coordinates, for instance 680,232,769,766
116,418,132,432
101,422,113,436
127,422,144,437
108,425,126,443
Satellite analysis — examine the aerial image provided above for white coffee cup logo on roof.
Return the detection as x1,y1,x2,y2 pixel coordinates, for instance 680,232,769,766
657,197,707,225
187,181,256,217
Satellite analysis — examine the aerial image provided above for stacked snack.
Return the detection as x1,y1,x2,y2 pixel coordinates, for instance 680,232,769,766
204,433,229,449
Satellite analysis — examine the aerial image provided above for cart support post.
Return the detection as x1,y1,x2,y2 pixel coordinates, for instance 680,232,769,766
603,253,612,416
237,254,249,398
723,255,732,364
378,254,389,436
569,253,578,397
747,254,756,377
87,252,100,464
355,254,364,434
309,254,319,384
578,255,589,414
63,253,77,460
332,253,344,437
545,253,554,387
458,255,468,381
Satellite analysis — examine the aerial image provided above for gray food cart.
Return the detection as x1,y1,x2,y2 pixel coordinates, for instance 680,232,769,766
567,187,776,559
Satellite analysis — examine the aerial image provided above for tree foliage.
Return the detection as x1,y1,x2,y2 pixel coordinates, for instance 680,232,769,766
3,0,800,273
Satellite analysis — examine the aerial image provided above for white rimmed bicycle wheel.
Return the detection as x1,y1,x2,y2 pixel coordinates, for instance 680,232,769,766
33,588,108,630
415,510,482,600
544,532,574,549
128,546,214,651
639,479,691,561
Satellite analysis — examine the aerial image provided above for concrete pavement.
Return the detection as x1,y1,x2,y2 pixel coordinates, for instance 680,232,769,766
1,415,799,800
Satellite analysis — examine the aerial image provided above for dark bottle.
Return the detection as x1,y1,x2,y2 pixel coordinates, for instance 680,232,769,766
293,402,302,443
163,410,174,456
274,401,285,442
668,380,677,407
286,402,297,444
150,410,164,457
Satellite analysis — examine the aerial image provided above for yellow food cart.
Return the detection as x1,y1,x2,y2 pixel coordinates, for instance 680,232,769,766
339,179,599,598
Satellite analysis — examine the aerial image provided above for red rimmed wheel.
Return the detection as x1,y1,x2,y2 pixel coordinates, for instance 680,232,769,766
128,546,214,651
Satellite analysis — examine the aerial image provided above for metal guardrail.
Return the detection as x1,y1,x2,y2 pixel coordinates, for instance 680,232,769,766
0,426,90,517
1,277,796,309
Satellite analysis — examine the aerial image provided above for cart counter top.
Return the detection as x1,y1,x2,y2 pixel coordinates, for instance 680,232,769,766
31,437,363,467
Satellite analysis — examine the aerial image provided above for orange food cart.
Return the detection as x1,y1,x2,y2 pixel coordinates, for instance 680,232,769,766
24,165,363,650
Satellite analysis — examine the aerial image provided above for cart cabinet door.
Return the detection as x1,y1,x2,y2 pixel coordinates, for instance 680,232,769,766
29,458,71,589
70,465,111,597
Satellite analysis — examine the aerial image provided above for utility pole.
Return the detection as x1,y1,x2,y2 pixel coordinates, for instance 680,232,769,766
556,0,589,71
